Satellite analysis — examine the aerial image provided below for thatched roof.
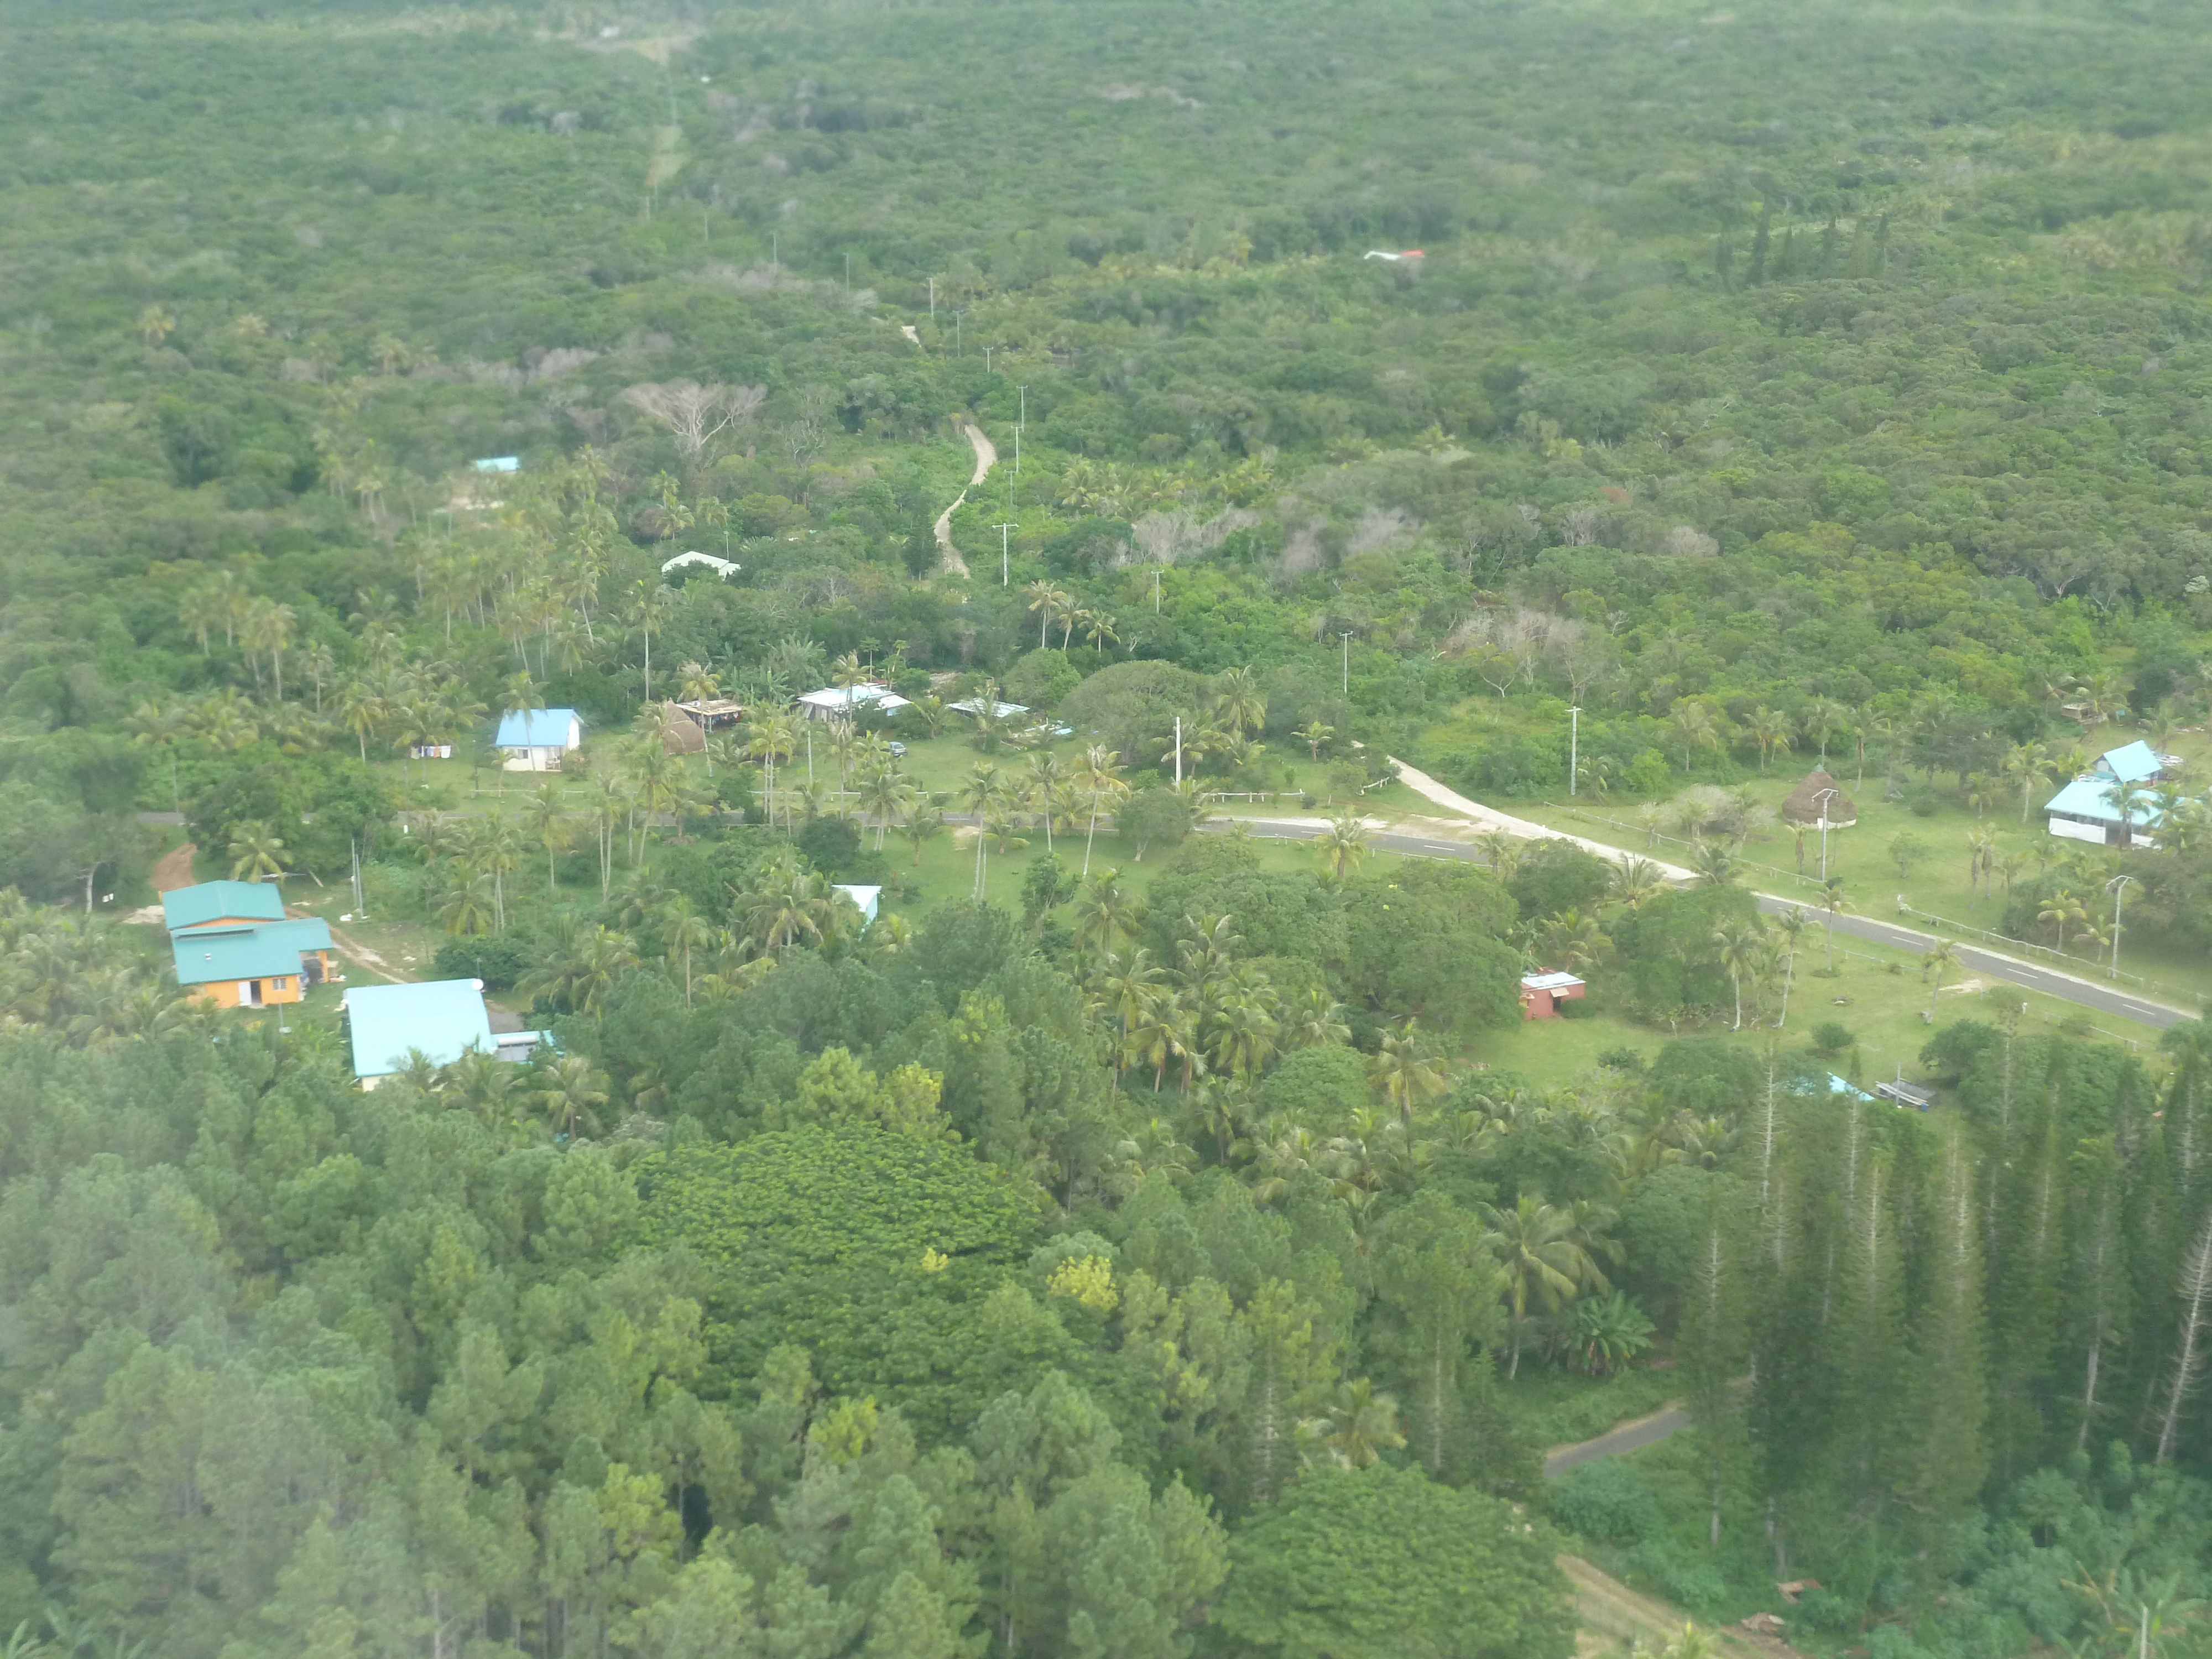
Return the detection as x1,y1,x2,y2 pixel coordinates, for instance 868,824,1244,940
1781,769,1855,827
660,702,707,754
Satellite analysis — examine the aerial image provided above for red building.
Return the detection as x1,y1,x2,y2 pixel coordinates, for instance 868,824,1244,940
1519,971,1587,1020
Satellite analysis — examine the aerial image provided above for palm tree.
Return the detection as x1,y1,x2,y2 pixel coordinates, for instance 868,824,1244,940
1370,1019,1449,1126
747,711,796,831
1747,706,1793,770
1923,939,1962,1024
1800,698,1850,766
857,766,915,852
741,859,837,954
1025,580,1073,649
1077,608,1120,654
1078,745,1127,877
1711,919,1765,1030
536,1053,610,1140
1688,837,1737,887
1772,906,1809,1027
1539,909,1613,972
1608,855,1669,911
1295,719,1335,761
436,873,497,937
2001,742,2048,824
586,774,626,898
335,677,388,763
1668,702,1720,774
957,762,1006,900
227,822,289,884
1319,811,1369,880
896,793,945,867
1026,752,1070,853
521,783,571,896
1214,666,1267,736
1479,1194,1610,1379
658,895,717,1006
1073,868,1142,959
1816,878,1850,972
627,580,678,702
1298,1379,1406,1471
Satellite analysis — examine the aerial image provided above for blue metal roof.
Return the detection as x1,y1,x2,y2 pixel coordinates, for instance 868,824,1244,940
345,979,494,1078
494,708,581,747
172,918,332,985
2096,740,2164,784
161,880,286,932
2046,776,2163,827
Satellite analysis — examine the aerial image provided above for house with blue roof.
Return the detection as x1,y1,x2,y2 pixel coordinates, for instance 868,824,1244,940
160,880,286,932
2046,740,2188,848
342,978,550,1087
173,917,335,1009
495,708,583,771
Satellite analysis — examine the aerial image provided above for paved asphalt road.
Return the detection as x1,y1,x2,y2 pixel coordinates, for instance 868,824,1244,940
1543,1406,1690,1479
1218,817,2196,1032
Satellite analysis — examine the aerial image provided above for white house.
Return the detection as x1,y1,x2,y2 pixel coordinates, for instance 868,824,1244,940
796,682,910,722
661,550,741,578
2044,740,2188,848
496,708,583,771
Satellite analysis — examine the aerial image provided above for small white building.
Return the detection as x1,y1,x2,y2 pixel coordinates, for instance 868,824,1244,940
833,884,882,924
662,550,741,578
796,682,910,722
497,708,583,771
2044,740,2188,848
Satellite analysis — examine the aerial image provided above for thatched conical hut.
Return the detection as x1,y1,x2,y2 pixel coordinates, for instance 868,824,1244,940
660,702,707,755
1781,769,1855,828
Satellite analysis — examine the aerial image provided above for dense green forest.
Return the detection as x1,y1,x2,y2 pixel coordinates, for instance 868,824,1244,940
4,0,2212,1655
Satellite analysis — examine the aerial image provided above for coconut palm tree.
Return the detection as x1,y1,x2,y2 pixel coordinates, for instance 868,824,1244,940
1608,855,1669,911
1711,919,1765,1030
896,793,945,867
335,677,388,763
1539,909,1613,973
1689,837,1738,887
1668,702,1721,773
658,895,717,1006
740,859,837,954
957,762,1006,899
436,873,497,937
1295,719,1335,761
1073,868,1142,959
522,783,571,896
1772,907,1809,1028
1923,939,1963,1024
857,766,915,852
1298,1378,1406,1471
1479,1193,1610,1379
1816,878,1850,971
1799,698,1850,766
227,822,289,884
1370,1019,1449,1126
747,711,796,831
1747,706,1793,770
1319,811,1369,881
1214,666,1267,737
1026,751,1071,853
1078,745,1127,877
536,1053,610,1140
1025,580,1073,649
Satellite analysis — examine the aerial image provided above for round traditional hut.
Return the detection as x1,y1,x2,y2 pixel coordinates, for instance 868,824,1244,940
1781,769,1856,828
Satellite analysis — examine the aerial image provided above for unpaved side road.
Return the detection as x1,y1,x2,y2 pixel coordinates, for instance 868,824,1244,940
932,422,997,577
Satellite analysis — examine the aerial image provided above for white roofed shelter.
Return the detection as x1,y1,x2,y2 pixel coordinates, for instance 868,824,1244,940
796,682,910,721
661,550,740,578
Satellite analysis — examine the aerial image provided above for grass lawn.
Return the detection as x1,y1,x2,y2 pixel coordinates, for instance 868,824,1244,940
1403,695,2212,1007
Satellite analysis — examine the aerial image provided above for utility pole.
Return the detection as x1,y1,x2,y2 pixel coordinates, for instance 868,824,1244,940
1174,716,1182,786
984,347,992,372
1339,631,1353,697
845,251,852,289
2107,874,2135,980
1013,423,1020,476
771,232,778,274
994,522,1017,586
954,309,964,353
928,276,936,320
1568,705,1580,796
1017,385,1026,429
1814,787,1839,880
1152,567,1162,613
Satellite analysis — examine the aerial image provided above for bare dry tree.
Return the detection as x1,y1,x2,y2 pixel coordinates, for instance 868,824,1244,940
619,381,766,457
